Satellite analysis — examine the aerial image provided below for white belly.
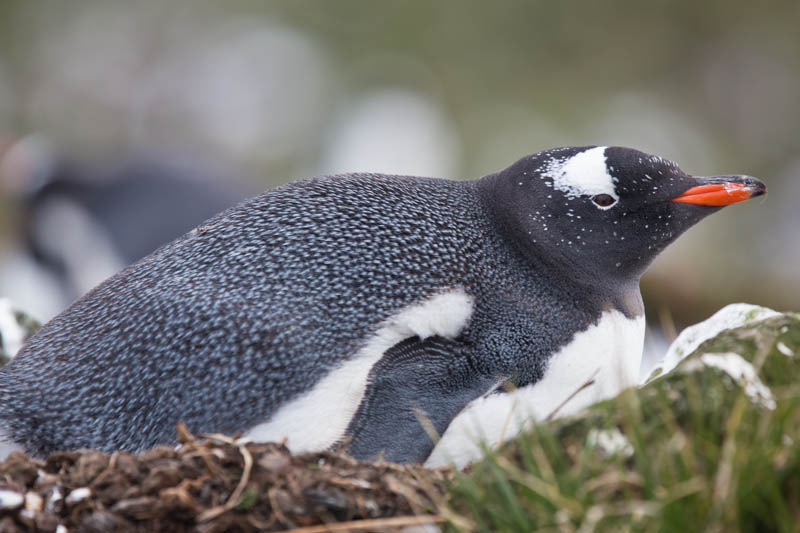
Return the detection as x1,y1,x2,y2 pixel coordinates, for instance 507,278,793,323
242,288,474,452
426,310,645,468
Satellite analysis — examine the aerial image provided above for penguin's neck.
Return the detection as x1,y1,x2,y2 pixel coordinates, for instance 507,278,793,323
469,177,643,319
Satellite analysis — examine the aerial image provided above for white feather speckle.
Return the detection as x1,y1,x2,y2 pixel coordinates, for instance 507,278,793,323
541,147,618,206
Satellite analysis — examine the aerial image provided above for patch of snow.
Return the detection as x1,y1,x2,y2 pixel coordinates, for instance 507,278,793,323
684,352,776,410
776,341,794,357
644,304,780,384
586,428,634,458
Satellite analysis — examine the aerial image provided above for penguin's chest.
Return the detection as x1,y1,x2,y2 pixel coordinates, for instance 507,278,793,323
426,310,645,467
526,309,646,412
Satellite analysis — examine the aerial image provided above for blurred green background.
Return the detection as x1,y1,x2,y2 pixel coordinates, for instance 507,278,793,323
0,0,797,334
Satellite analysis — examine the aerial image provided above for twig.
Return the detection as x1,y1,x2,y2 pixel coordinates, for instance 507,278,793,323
281,514,445,533
267,486,293,528
545,368,600,422
412,405,441,446
497,382,519,447
197,440,255,522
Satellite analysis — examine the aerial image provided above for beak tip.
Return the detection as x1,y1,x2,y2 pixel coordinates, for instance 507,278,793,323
749,178,767,198
735,175,767,200
672,175,767,206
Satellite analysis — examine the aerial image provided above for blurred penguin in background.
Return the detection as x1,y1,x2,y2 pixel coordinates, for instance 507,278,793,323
0,134,255,321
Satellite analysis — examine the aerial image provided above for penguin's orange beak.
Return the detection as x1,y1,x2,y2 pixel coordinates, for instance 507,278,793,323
672,176,766,206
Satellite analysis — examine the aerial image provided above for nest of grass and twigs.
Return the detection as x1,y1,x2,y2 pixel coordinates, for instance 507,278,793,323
0,426,450,532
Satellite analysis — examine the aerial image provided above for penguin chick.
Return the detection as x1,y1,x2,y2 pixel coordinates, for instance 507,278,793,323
0,146,766,464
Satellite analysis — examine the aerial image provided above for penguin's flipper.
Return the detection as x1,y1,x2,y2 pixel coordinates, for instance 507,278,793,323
343,335,496,463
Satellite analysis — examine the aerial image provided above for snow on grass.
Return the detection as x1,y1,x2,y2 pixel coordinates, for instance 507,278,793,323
644,303,780,384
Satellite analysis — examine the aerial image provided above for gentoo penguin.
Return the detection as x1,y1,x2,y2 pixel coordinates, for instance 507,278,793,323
0,135,253,317
0,146,765,464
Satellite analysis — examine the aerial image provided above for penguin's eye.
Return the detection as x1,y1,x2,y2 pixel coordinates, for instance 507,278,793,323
591,194,617,208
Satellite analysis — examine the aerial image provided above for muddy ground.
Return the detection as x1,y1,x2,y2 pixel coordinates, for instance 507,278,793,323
0,426,450,532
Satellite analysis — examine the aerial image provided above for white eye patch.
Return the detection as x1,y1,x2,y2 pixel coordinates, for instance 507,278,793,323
541,146,619,208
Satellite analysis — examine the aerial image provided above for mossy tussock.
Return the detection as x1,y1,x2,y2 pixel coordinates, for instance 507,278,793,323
445,313,800,532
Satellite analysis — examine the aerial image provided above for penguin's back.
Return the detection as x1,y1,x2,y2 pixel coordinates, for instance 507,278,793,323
0,173,490,456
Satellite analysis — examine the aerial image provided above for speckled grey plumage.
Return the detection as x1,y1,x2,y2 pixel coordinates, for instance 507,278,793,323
0,173,549,456
0,146,755,459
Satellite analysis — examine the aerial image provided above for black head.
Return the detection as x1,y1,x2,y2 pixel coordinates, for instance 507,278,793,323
478,146,766,288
